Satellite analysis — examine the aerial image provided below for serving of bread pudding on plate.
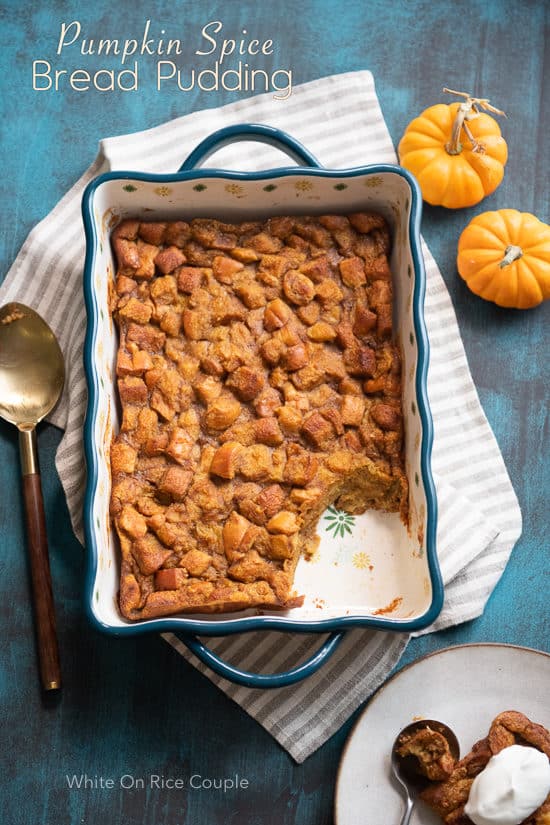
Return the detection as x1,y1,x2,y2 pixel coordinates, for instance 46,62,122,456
108,212,407,620
418,712,550,825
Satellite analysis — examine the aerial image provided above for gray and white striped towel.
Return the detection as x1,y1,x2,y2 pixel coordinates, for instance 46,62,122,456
0,71,521,762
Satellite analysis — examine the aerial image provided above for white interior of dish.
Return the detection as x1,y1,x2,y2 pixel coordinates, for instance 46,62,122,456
85,169,434,628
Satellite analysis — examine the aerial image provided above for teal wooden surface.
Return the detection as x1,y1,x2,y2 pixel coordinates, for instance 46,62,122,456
0,1,548,823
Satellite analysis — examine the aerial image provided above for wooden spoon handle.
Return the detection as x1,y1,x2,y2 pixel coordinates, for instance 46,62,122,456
20,453,61,691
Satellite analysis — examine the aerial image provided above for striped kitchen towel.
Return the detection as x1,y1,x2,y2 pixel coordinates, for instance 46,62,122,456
0,71,521,763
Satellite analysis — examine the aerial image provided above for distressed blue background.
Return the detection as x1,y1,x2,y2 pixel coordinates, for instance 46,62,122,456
0,1,548,823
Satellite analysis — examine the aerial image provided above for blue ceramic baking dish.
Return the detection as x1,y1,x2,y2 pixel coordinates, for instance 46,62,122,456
82,124,442,688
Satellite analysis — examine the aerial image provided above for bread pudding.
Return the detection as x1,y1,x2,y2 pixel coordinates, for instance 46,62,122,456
420,711,550,824
109,212,407,620
397,725,457,781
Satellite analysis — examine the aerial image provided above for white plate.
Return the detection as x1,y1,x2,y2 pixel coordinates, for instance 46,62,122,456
334,643,550,825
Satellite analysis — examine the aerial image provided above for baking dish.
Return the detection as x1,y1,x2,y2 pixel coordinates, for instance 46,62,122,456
82,123,442,688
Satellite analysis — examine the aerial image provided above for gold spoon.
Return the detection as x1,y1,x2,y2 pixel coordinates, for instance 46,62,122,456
391,719,460,825
0,302,64,691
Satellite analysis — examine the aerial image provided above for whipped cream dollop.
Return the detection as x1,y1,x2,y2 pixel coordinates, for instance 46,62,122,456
464,744,550,825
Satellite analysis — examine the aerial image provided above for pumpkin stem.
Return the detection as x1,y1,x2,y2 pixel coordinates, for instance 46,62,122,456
462,121,484,154
442,88,506,156
499,245,523,268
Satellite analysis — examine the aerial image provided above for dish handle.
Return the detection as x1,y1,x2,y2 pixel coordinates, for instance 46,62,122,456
178,123,321,171
174,630,344,689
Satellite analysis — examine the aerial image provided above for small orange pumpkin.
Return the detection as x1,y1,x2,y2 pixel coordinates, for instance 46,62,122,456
457,209,550,309
398,89,508,209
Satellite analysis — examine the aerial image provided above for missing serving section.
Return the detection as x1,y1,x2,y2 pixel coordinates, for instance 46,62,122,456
109,212,408,620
